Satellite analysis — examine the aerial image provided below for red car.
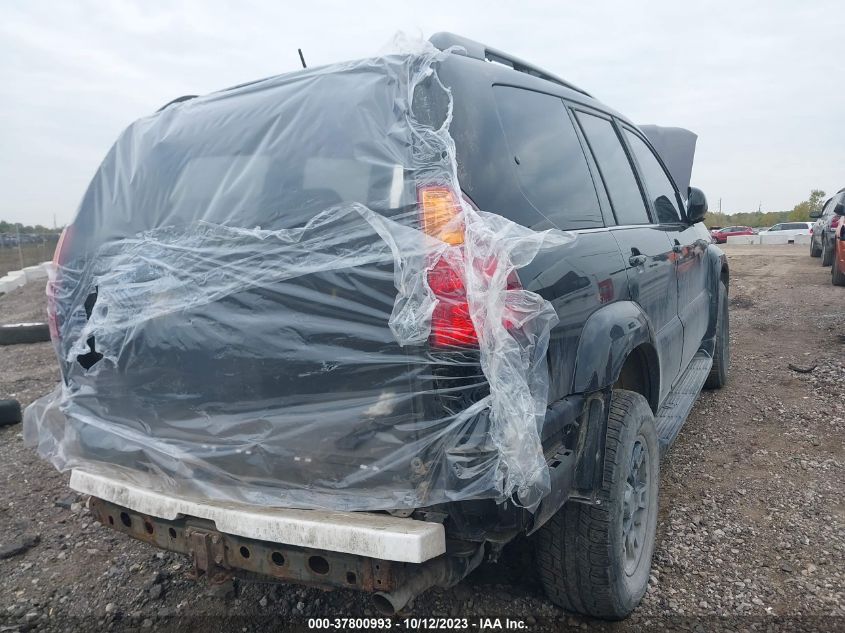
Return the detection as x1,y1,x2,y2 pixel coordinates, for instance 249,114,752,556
710,226,754,244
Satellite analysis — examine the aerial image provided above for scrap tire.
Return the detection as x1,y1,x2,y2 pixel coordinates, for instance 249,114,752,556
0,322,50,346
0,399,22,427
821,239,833,266
533,390,659,620
705,281,730,389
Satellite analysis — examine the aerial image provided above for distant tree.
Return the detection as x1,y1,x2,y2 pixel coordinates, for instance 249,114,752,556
787,189,825,221
809,189,826,213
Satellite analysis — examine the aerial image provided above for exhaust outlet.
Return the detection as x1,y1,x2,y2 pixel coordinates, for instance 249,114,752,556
372,546,484,615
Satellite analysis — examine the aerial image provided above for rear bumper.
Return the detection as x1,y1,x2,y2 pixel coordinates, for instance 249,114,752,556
69,469,445,564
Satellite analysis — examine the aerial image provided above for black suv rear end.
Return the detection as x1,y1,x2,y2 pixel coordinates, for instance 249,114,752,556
26,33,728,619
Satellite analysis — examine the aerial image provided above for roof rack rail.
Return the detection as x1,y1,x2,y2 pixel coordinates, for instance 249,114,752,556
156,95,197,113
428,32,591,97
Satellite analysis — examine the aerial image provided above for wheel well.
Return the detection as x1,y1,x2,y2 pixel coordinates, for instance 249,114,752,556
614,344,659,413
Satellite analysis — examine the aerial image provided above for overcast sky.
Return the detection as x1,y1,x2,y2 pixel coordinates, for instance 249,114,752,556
2,0,843,226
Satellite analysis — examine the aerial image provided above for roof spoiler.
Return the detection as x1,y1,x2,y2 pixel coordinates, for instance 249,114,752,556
638,125,698,196
428,32,591,97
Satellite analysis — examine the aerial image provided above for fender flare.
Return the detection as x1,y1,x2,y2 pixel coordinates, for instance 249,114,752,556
570,301,658,398
703,245,729,343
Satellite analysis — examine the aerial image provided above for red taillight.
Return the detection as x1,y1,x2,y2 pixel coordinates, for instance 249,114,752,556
832,216,841,229
47,225,74,341
428,257,478,347
52,226,74,266
418,186,523,349
419,186,476,348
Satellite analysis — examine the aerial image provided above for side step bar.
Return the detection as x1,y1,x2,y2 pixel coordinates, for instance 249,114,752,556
654,351,712,456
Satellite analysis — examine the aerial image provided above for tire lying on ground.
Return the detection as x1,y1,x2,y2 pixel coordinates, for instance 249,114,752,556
0,322,51,346
0,400,22,427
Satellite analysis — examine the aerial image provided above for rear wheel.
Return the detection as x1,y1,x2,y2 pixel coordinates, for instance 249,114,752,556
810,238,821,257
821,238,833,266
534,390,659,620
705,281,730,389
832,251,845,286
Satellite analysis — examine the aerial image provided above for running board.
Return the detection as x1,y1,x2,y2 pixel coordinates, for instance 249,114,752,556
655,351,712,456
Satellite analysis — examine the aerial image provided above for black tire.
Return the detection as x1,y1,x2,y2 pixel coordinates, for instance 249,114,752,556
534,390,659,620
0,399,22,427
832,255,845,286
705,281,730,389
0,322,50,346
821,238,833,266
810,238,821,258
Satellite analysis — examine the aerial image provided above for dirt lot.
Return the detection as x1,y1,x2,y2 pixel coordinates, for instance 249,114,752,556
1,244,843,632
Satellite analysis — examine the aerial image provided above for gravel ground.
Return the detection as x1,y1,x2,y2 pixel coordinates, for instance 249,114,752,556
1,244,843,632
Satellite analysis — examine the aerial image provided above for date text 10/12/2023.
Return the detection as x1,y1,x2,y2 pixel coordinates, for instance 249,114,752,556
307,618,531,630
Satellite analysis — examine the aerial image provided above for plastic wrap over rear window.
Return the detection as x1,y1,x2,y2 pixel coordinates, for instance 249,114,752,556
24,42,578,513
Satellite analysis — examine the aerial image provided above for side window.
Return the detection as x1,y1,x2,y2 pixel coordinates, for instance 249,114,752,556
492,86,603,230
575,112,650,225
623,130,683,224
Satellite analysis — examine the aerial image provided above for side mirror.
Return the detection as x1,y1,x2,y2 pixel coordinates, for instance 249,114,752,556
686,187,708,224
835,203,845,216
809,210,822,219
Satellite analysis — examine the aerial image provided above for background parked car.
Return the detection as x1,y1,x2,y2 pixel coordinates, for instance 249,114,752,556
710,226,754,243
810,189,844,263
766,221,813,237
832,207,845,286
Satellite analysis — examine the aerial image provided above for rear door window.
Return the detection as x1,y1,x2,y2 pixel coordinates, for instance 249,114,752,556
575,112,650,225
492,86,603,230
623,130,683,224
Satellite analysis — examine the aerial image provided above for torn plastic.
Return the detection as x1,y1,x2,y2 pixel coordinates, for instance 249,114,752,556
24,39,575,512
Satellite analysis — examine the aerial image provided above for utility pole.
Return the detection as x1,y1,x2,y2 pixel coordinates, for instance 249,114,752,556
16,223,24,270
758,201,762,214
718,198,722,214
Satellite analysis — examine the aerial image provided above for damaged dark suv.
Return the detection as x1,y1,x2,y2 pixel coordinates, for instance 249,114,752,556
26,33,729,619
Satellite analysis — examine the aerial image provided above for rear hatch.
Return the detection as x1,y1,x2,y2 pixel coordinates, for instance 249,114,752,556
48,55,490,510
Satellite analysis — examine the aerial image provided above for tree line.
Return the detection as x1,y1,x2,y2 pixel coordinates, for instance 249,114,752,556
707,189,826,228
0,221,62,235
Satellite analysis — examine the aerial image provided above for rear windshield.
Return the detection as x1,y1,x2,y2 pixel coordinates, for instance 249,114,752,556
75,63,418,238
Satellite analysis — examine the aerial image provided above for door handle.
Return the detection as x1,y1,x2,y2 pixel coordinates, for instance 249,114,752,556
629,254,648,267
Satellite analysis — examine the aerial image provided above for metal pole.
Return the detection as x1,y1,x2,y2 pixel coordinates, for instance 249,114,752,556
16,224,24,269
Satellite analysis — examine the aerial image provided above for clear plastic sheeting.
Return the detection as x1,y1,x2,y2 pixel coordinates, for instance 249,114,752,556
24,39,575,512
